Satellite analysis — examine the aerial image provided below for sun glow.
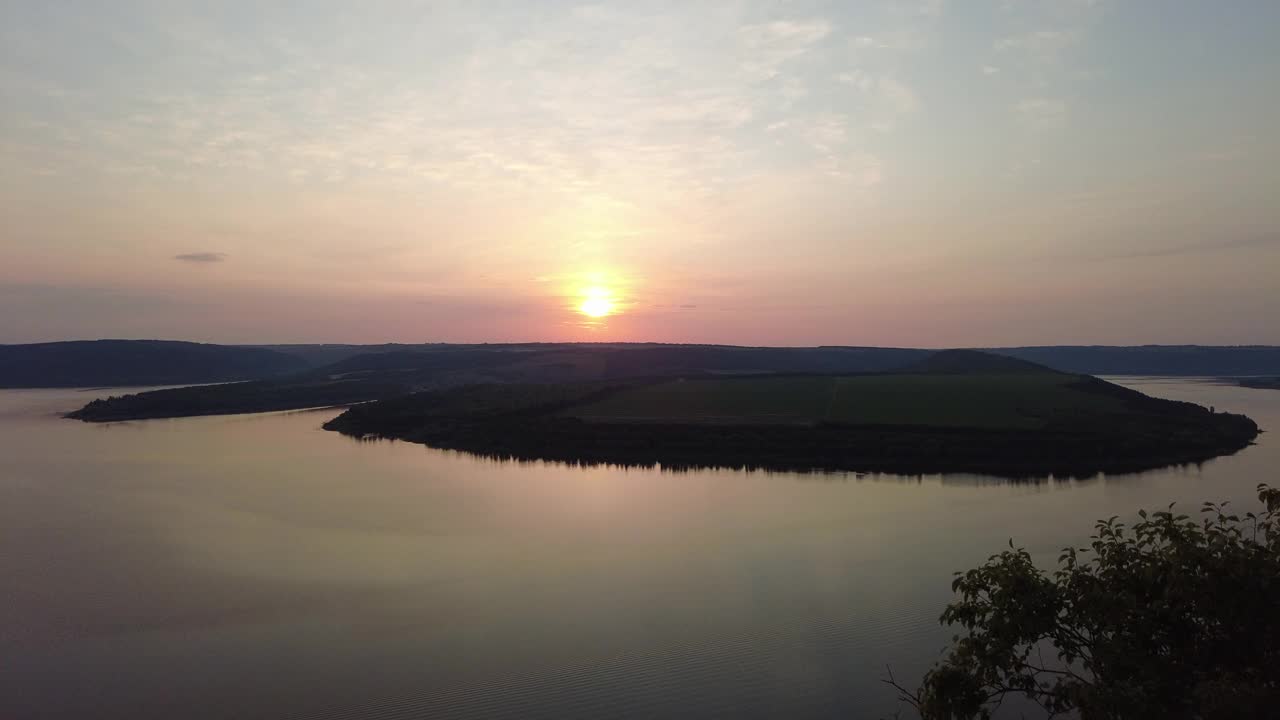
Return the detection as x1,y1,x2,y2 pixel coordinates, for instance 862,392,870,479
578,287,615,318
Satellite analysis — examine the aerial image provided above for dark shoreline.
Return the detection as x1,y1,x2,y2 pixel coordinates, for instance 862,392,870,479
64,358,1264,479
64,381,401,423
322,414,1260,480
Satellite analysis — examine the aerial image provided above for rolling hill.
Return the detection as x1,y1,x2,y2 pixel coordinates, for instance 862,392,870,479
66,345,931,421
323,354,1259,477
0,340,305,388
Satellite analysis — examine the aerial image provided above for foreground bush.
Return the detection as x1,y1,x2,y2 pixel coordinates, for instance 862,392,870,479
891,484,1280,719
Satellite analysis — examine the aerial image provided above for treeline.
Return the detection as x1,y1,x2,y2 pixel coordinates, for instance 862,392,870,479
324,381,641,437
995,345,1280,376
327,415,1257,477
68,379,408,422
323,381,1259,478
0,340,305,388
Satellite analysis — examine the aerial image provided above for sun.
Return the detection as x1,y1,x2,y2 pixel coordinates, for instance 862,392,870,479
577,286,616,318
579,296,614,318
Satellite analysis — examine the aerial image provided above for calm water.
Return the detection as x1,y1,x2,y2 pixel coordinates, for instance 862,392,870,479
1,379,1274,719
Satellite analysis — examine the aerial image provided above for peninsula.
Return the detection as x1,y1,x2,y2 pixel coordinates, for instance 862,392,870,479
321,351,1260,477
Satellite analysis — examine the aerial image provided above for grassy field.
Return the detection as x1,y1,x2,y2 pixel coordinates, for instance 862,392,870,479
566,373,1125,429
564,376,834,424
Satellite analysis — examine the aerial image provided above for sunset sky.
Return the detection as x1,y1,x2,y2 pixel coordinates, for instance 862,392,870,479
2,0,1277,346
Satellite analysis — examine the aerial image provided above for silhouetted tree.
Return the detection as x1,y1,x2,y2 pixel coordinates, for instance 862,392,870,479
889,484,1280,719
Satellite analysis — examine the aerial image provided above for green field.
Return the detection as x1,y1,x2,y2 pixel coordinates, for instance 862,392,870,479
566,373,1125,429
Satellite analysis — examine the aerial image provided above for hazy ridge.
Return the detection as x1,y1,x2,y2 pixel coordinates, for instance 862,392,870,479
6,340,1280,389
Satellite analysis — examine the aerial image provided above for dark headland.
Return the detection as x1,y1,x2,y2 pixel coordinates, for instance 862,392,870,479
14,339,1280,390
0,340,305,388
62,346,1260,477
320,350,1259,477
65,345,934,421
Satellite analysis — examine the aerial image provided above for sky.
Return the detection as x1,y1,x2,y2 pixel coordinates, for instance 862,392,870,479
2,0,1278,347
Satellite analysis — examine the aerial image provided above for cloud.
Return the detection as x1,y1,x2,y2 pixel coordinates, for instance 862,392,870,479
741,19,832,47
1015,98,1066,128
174,252,227,263
850,30,928,53
996,30,1077,58
836,72,919,132
875,76,919,116
1090,234,1280,261
910,0,947,19
2,3,923,209
737,19,832,81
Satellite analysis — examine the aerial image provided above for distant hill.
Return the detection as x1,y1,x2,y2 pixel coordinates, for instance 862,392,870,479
66,345,932,421
595,345,928,377
61,342,1280,422
993,346,1280,376
0,340,306,388
908,349,1057,375
11,340,1277,389
321,349,533,375
257,343,1280,377
249,344,450,368
257,342,933,374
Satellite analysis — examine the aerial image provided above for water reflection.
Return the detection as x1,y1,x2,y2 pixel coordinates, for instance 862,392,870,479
0,379,1274,719
344,431,1231,488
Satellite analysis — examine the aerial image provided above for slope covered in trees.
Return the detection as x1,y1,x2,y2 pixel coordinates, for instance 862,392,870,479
0,340,305,388
66,345,931,421
323,356,1258,477
890,484,1280,719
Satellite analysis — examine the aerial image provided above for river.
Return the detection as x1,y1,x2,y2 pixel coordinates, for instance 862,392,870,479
1,378,1273,719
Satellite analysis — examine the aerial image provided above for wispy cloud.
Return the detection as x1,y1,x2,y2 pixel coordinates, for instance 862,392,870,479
3,0,1277,346
174,252,226,263
996,30,1077,58
911,0,947,20
836,71,919,131
737,19,833,81
1089,234,1280,261
0,2,946,208
1015,98,1066,128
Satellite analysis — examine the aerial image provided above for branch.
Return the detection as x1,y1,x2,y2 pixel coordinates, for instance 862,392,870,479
882,665,922,712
